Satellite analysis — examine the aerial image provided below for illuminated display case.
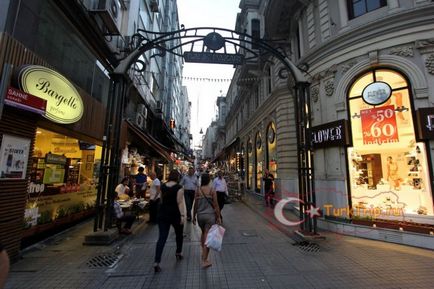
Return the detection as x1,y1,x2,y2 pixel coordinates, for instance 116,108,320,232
347,69,433,221
24,128,102,228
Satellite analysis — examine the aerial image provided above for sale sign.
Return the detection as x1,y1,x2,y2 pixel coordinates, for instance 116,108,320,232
361,105,399,145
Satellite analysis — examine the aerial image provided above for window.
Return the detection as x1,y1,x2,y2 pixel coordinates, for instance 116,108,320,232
347,68,434,221
296,25,301,59
251,19,260,50
347,0,387,19
267,66,272,94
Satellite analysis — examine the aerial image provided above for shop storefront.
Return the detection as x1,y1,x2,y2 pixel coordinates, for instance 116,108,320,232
125,120,175,183
24,128,101,235
347,68,434,224
0,30,107,260
255,132,263,193
266,122,277,177
247,138,253,190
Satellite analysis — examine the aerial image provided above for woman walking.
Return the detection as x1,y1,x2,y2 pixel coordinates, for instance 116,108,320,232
153,170,186,273
192,173,221,268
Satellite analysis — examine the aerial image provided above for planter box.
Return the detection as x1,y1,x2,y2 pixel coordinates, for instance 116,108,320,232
22,209,95,238
352,219,374,226
373,220,400,230
400,224,433,235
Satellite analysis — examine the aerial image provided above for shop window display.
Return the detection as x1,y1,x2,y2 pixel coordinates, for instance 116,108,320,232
266,122,277,178
347,69,433,222
247,140,253,189
24,128,101,229
255,132,263,192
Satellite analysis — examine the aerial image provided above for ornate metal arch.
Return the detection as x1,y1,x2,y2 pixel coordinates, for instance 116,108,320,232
115,26,307,84
97,27,316,234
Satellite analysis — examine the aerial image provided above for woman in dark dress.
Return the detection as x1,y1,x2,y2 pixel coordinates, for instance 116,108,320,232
153,170,186,273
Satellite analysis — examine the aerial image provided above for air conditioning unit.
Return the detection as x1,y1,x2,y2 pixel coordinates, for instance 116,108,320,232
89,0,122,35
136,113,145,129
137,104,147,119
149,0,159,13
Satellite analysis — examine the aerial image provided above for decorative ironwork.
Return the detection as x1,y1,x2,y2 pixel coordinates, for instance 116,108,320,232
96,26,315,235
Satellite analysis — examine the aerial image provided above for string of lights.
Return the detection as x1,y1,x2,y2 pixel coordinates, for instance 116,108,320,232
182,76,270,82
135,70,270,83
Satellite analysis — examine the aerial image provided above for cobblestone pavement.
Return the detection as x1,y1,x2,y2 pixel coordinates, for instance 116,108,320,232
5,194,434,289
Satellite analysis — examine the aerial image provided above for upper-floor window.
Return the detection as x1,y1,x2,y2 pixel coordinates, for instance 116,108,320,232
347,0,387,19
251,19,260,50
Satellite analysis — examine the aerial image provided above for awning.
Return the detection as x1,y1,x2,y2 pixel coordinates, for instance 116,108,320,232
224,137,240,152
126,120,173,162
211,137,240,163
211,150,225,163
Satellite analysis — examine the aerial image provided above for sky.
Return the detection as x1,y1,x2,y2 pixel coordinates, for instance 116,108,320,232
177,0,240,149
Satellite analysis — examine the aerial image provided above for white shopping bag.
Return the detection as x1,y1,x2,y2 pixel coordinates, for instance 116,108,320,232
205,224,226,251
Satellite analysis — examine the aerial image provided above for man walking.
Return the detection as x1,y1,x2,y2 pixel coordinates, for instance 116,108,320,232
212,171,228,214
180,167,198,221
148,172,161,224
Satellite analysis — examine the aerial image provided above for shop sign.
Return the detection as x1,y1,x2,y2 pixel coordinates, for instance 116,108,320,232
309,119,350,148
361,105,399,145
0,134,31,179
5,87,47,115
417,107,434,140
184,51,244,65
362,81,392,105
45,153,67,165
17,65,84,124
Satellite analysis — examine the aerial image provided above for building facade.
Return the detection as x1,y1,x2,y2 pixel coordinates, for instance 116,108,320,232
222,0,434,247
0,0,187,261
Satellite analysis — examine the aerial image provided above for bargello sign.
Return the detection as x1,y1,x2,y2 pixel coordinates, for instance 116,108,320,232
17,65,84,124
308,119,350,148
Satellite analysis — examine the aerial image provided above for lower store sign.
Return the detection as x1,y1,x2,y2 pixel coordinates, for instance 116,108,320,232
0,134,31,179
361,105,399,145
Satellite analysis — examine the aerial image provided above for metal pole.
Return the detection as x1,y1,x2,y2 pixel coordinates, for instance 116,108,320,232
95,77,116,231
103,75,126,231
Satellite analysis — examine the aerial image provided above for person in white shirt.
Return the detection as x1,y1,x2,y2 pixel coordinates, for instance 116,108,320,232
212,171,228,214
115,177,130,200
180,167,199,221
148,172,161,224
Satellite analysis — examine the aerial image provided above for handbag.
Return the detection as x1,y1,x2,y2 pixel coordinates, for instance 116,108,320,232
205,224,225,251
199,188,220,220
200,188,215,209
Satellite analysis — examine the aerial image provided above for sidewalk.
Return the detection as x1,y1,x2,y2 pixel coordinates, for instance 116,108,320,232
5,195,434,289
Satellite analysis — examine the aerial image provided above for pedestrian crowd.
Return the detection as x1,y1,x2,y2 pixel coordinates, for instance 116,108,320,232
113,166,232,272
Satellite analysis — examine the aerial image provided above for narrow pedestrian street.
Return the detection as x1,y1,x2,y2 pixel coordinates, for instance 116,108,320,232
5,197,434,289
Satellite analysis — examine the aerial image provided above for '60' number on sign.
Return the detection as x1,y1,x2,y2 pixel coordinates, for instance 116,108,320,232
361,105,399,145
371,108,395,137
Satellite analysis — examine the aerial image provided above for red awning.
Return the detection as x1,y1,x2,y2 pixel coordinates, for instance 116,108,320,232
126,120,173,162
